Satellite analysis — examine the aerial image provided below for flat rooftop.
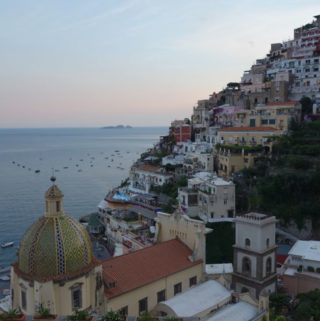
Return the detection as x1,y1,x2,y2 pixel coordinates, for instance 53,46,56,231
289,240,320,262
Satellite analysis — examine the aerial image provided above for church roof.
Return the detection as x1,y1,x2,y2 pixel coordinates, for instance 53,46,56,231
15,183,96,282
103,238,202,299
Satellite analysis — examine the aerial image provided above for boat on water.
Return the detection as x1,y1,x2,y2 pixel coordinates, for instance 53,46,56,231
35,170,40,173
0,275,10,281
1,242,14,248
0,266,10,274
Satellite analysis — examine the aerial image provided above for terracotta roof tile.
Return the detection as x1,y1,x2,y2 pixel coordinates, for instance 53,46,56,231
102,239,202,299
218,126,277,132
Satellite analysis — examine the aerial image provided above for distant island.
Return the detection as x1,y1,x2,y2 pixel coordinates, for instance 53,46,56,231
101,125,133,129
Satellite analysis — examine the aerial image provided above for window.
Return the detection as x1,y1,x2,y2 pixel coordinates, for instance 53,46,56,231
269,119,276,125
189,276,197,287
266,257,272,275
71,287,82,310
241,287,249,293
242,257,251,276
157,290,166,303
174,282,182,295
245,238,251,247
56,201,60,212
46,201,48,212
139,297,148,314
266,238,270,247
21,289,27,310
118,306,128,318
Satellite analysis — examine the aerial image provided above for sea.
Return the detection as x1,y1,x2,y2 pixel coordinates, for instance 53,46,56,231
0,127,167,268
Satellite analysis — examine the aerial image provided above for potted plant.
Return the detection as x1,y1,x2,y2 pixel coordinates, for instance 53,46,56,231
67,310,92,321
32,305,57,321
99,311,122,321
0,309,26,321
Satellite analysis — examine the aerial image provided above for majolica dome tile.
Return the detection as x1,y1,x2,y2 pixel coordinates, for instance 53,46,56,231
17,182,94,280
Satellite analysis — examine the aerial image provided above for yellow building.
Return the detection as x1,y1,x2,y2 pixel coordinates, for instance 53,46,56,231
217,126,278,147
102,239,203,316
247,101,301,132
217,148,257,178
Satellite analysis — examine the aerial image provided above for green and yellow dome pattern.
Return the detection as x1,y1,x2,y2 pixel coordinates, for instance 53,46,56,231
18,215,93,280
17,182,94,281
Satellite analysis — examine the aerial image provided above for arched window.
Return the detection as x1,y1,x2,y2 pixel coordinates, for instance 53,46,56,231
242,257,251,276
266,238,270,248
266,257,272,275
245,238,251,247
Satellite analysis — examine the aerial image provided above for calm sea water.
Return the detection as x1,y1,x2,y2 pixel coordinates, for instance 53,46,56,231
0,127,167,267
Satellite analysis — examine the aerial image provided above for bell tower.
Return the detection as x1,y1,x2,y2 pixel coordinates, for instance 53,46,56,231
232,212,277,298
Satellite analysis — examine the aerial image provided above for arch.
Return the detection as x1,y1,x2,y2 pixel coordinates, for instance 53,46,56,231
242,257,251,276
266,257,272,275
245,238,251,247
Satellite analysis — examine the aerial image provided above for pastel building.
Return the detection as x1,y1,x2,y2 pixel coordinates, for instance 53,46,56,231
198,175,235,222
217,127,278,147
129,164,173,194
170,120,191,143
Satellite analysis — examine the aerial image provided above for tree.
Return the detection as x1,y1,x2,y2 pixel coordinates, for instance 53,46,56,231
292,289,320,321
300,96,313,118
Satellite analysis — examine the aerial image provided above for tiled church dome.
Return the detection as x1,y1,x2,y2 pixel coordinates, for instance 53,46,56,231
17,182,94,281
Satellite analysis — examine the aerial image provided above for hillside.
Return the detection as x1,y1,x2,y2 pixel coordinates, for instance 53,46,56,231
235,120,320,233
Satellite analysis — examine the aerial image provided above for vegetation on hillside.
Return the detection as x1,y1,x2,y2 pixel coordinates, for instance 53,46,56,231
270,289,320,321
235,121,320,229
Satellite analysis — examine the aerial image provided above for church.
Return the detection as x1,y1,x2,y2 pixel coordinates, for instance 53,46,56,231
11,180,274,320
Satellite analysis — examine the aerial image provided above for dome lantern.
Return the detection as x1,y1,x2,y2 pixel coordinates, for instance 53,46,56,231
45,177,64,217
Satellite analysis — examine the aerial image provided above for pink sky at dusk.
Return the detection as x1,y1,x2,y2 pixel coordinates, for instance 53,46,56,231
0,0,320,128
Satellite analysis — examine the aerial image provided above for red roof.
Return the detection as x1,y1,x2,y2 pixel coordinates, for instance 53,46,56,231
277,255,288,265
103,239,202,299
219,126,277,132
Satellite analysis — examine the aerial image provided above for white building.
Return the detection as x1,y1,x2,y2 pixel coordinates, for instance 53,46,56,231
281,240,320,296
129,164,173,194
198,174,235,222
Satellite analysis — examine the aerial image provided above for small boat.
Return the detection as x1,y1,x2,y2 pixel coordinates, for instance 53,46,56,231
0,266,10,274
12,161,15,164
0,275,10,281
22,166,25,168
63,166,69,169
35,170,40,173
1,242,14,248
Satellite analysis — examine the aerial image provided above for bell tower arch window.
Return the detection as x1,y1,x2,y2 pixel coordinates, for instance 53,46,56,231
242,257,252,276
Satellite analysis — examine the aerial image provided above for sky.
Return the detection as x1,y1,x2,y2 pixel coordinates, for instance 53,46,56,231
0,0,320,128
